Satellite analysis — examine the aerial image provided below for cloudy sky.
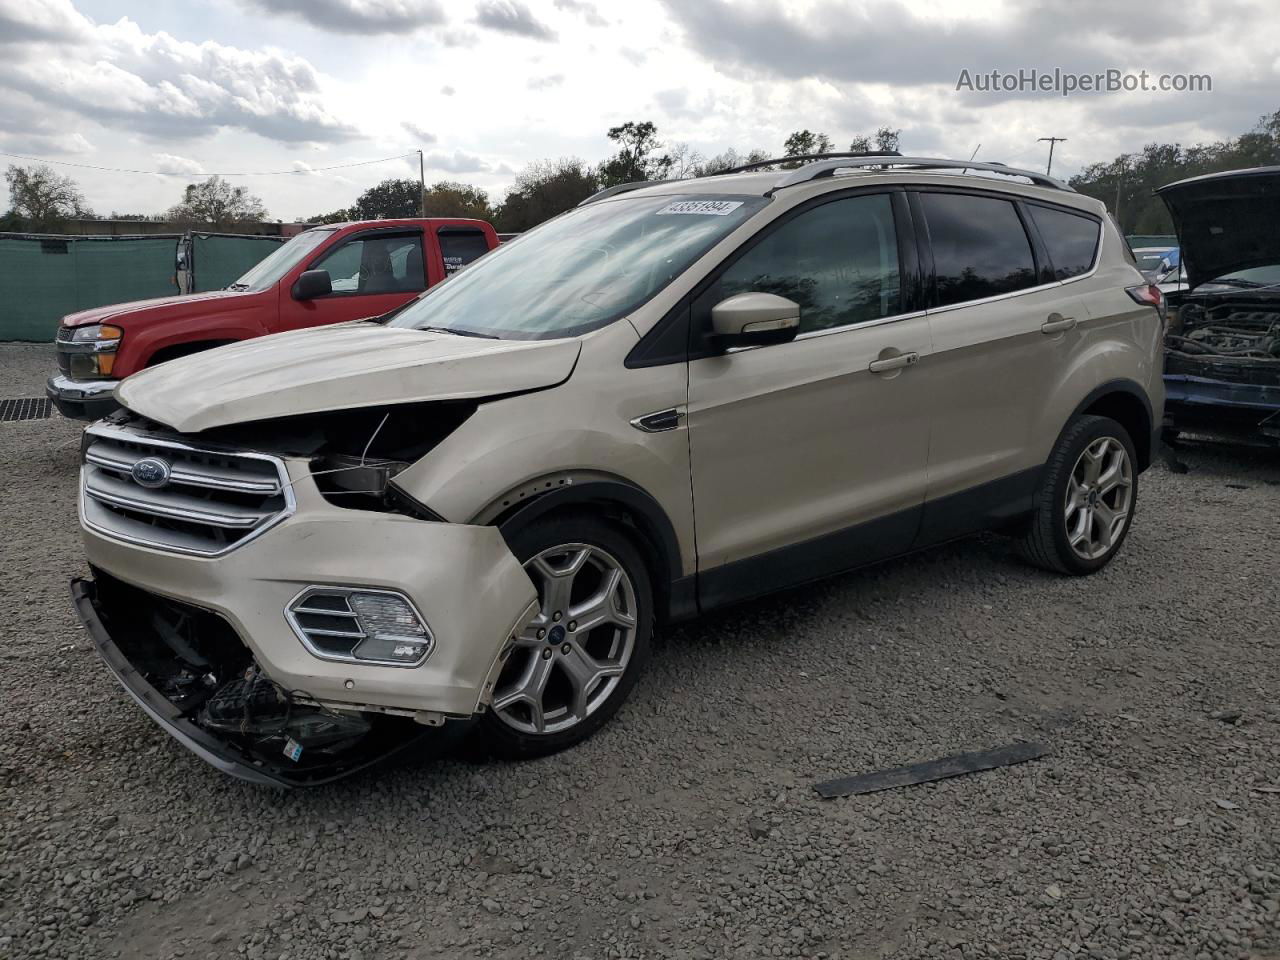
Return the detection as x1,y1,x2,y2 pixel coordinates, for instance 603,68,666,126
0,0,1273,221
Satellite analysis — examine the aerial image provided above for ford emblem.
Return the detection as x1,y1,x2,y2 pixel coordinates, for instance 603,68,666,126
131,456,172,489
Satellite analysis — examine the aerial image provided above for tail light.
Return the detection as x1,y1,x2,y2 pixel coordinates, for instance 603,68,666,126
1126,283,1167,328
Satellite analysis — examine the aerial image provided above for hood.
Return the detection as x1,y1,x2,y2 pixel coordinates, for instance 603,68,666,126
116,323,582,433
1157,166,1280,290
62,289,258,328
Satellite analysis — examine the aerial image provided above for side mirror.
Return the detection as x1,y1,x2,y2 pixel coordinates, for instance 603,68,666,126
710,292,800,349
291,269,332,300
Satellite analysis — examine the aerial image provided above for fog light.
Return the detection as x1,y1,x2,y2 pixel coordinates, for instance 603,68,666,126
287,587,433,667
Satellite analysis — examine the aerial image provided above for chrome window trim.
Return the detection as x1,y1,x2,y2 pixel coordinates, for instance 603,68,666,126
79,423,296,558
284,585,434,668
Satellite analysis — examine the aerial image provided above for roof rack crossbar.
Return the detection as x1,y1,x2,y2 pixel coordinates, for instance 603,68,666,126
717,151,903,175
768,156,1072,194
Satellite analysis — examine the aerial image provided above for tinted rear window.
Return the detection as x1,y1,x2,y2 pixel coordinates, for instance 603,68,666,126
921,193,1037,307
1029,206,1100,280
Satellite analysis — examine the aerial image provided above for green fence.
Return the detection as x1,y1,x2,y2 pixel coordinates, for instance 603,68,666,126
0,231,287,341
0,234,180,341
190,233,285,292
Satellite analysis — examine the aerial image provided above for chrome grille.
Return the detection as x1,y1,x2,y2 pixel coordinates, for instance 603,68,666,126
80,424,294,556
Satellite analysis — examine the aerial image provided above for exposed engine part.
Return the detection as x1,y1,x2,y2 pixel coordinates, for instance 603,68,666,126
1166,303,1280,361
199,669,372,756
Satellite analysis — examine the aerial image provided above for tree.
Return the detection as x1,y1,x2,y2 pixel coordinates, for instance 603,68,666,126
781,130,834,167
168,176,266,229
1068,109,1280,234
849,127,901,154
496,159,598,232
421,181,492,219
597,121,673,187
350,178,422,219
4,163,92,230
690,148,771,176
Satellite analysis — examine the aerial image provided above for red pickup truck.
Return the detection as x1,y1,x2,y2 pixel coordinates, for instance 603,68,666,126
47,217,500,420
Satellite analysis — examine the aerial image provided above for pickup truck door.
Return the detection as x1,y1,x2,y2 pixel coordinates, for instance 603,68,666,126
277,227,428,331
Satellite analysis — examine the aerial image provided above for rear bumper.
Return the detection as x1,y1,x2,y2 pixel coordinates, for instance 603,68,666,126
46,374,119,421
1163,373,1280,441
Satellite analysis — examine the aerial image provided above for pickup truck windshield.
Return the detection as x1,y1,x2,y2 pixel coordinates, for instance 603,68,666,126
388,194,766,339
230,229,334,291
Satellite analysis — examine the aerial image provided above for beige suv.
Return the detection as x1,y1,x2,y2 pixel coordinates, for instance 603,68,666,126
70,156,1166,785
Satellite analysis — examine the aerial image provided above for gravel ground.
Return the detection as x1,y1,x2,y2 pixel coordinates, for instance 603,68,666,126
2,342,1278,960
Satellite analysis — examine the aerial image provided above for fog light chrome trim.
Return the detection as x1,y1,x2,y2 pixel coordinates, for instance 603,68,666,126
285,586,434,668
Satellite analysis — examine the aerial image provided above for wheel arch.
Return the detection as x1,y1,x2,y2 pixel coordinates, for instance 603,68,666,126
1072,379,1154,470
144,338,241,368
488,478,696,624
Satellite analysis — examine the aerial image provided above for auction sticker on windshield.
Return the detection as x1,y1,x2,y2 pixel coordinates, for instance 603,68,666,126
655,200,745,216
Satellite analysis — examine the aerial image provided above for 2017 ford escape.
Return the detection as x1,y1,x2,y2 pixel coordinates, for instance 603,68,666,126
70,155,1166,785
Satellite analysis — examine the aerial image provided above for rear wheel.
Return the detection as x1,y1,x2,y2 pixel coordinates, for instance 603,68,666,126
1016,415,1138,575
479,515,652,759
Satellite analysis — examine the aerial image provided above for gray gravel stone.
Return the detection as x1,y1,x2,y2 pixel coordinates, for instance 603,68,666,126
2,343,1279,959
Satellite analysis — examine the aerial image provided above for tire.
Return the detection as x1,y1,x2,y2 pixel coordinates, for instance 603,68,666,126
478,514,653,760
1016,415,1139,575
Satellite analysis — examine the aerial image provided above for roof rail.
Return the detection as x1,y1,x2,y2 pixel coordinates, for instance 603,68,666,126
578,179,676,206
766,156,1072,194
717,151,902,175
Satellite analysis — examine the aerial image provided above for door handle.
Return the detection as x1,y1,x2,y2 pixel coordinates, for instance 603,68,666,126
868,352,919,374
1041,314,1077,334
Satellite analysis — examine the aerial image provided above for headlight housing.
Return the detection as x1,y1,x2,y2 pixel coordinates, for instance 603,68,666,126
59,323,123,379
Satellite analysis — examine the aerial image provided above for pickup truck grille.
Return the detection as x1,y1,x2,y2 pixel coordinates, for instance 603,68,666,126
80,425,294,556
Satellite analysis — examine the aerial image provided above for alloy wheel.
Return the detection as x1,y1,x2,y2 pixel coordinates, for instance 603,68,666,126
491,543,638,736
1064,436,1133,561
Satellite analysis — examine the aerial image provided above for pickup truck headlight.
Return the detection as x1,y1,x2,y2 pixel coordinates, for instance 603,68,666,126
60,323,123,379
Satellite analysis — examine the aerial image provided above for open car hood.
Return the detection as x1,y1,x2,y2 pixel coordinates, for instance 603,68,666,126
1157,166,1280,290
116,323,581,433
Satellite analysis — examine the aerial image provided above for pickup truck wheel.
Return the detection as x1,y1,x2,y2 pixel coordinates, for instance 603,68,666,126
1016,415,1139,575
480,515,652,760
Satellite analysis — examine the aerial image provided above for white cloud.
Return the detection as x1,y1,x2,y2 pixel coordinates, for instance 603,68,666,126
0,2,355,144
153,153,204,175
473,0,557,41
401,122,439,144
423,150,491,173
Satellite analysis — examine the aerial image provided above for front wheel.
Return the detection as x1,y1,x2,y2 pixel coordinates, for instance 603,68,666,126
478,515,652,759
1016,415,1139,575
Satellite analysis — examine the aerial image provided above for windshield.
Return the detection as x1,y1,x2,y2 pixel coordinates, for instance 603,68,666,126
1204,264,1280,288
230,229,334,291
388,194,767,339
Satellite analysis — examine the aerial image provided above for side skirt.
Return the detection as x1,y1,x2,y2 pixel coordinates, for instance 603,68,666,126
695,466,1042,614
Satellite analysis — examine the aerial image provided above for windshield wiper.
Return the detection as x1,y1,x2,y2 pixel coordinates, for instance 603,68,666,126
418,326,499,339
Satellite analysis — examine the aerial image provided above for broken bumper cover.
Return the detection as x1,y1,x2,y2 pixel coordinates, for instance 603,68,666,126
72,577,382,787
77,471,538,784
1163,373,1280,440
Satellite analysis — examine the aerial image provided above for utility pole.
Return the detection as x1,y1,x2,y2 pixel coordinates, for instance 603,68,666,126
1114,154,1129,225
418,149,427,217
1038,136,1067,176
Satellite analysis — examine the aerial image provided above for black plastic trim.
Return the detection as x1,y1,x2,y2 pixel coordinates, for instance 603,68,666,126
1071,378,1156,470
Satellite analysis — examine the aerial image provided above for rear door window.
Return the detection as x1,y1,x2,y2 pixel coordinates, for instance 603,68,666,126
438,229,491,275
1027,205,1100,280
920,193,1038,307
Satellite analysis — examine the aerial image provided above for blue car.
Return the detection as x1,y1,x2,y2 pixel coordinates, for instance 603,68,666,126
1157,167,1280,444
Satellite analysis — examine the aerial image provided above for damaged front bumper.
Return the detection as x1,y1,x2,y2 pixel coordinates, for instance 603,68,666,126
76,451,539,785
71,577,422,787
